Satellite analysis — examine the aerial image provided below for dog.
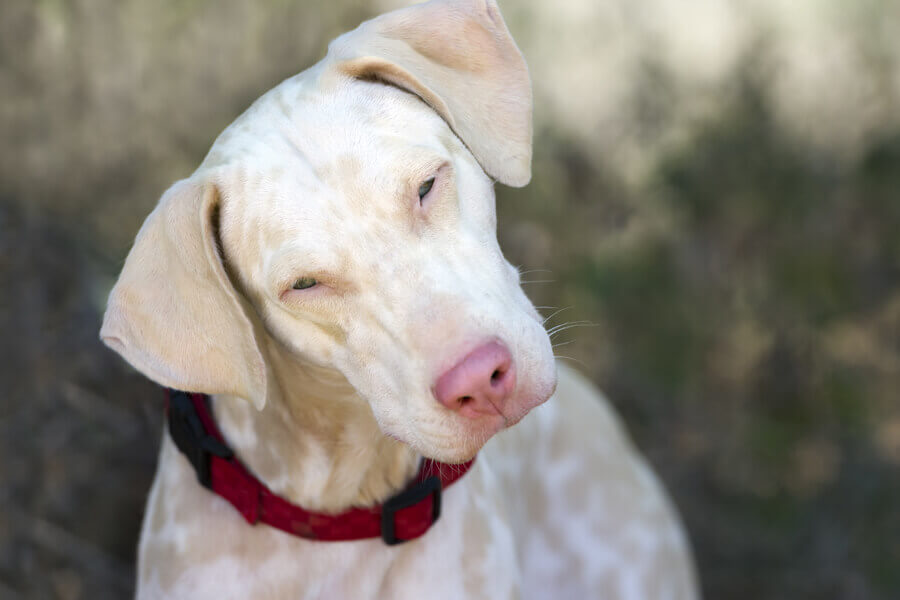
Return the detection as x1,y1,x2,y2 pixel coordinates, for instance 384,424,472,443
100,0,699,598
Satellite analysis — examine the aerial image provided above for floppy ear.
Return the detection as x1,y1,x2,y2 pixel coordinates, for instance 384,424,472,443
328,0,532,187
100,178,268,410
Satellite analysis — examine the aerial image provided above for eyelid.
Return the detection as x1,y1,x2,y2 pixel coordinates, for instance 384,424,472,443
270,265,329,298
418,177,435,202
291,276,318,290
275,268,359,303
413,161,450,200
279,278,333,302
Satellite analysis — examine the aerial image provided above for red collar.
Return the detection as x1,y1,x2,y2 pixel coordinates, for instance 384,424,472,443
165,389,475,545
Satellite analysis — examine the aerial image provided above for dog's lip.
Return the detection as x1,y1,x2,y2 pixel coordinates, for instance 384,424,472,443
384,415,504,463
500,404,536,428
381,386,552,459
445,387,551,432
504,411,528,427
500,388,553,425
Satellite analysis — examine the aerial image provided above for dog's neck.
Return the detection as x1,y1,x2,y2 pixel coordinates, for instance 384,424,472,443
211,337,420,513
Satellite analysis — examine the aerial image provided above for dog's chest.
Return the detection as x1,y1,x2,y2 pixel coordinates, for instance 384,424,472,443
136,438,520,600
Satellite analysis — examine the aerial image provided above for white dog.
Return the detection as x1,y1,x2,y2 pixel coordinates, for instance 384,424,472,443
100,0,698,598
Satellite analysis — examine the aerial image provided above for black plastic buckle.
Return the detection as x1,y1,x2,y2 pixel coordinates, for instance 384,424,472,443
167,390,233,489
380,475,442,546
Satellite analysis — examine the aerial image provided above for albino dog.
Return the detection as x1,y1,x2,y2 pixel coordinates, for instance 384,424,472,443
100,0,698,598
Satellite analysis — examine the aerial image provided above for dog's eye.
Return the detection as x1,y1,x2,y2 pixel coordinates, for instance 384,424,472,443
292,277,318,290
418,177,435,202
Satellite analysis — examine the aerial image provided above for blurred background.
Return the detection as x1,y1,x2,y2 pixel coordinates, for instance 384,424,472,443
1,0,898,598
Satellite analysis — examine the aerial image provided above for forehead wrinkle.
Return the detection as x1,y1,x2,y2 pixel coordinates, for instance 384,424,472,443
278,127,320,184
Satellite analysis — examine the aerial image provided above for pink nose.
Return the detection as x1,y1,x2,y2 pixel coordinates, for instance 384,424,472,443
433,341,516,418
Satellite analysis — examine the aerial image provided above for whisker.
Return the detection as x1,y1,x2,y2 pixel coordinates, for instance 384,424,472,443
553,354,589,369
517,268,553,277
546,319,594,330
546,321,595,336
520,279,555,285
549,328,591,340
541,307,572,326
551,340,576,349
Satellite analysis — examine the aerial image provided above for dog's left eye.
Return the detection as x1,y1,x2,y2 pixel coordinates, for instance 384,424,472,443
418,177,435,202
292,277,318,290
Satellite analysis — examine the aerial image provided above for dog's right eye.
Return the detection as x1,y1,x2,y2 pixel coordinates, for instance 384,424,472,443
292,277,318,290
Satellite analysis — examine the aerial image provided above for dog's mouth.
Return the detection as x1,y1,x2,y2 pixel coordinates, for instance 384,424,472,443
497,391,551,427
399,386,555,463
351,320,558,462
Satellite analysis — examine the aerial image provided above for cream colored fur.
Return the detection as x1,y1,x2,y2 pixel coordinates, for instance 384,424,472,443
100,0,699,598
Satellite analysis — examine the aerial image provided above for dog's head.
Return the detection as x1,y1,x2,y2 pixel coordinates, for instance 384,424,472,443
101,0,556,463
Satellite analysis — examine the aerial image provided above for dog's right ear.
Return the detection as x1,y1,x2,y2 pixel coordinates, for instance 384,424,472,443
100,178,268,410
327,0,532,187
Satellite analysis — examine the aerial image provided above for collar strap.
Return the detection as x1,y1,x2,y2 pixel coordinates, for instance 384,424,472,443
165,389,475,545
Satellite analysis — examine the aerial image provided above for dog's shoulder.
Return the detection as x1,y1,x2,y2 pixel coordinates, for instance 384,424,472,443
484,363,699,599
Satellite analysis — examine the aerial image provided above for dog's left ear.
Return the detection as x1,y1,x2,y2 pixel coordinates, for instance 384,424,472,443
328,0,532,187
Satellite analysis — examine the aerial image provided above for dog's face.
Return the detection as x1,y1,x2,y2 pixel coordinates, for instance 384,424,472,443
211,80,556,462
101,0,555,462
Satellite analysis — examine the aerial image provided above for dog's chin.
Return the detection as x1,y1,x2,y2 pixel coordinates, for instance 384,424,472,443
384,412,504,464
377,374,558,463
418,442,491,465
405,395,554,464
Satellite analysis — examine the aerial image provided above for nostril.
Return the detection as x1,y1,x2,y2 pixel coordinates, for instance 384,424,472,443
490,363,512,387
433,341,516,416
